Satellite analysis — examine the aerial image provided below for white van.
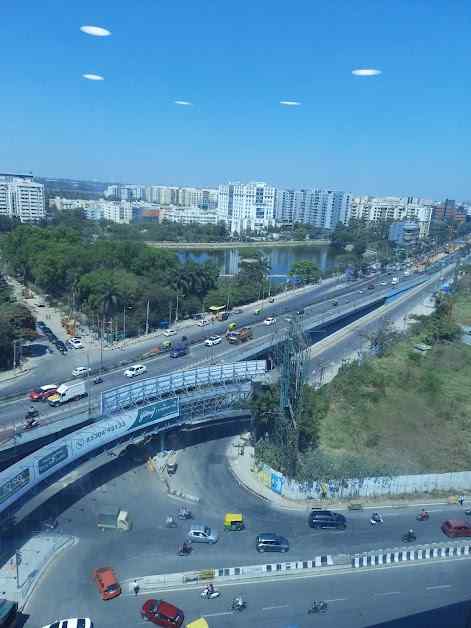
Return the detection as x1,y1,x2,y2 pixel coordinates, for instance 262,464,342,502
123,364,147,378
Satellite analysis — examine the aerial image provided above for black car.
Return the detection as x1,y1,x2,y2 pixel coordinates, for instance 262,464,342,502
308,509,346,530
55,341,67,353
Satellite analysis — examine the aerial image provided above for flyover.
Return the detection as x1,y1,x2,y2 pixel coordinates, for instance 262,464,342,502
0,362,266,520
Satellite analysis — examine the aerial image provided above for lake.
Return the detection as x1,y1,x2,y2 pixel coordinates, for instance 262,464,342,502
177,244,336,280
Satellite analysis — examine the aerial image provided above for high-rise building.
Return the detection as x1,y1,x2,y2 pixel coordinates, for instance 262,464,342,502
218,182,276,233
275,188,351,230
0,173,45,223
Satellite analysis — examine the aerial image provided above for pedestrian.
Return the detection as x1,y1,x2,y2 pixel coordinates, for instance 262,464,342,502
459,495,465,506
132,579,139,596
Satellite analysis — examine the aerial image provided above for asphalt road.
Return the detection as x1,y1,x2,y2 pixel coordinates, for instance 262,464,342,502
0,269,431,431
26,541,471,628
18,437,471,609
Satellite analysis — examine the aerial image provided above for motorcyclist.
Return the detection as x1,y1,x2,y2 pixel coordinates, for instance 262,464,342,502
310,600,328,612
407,528,415,540
183,540,191,553
371,512,382,523
207,583,214,595
419,509,429,519
232,595,244,609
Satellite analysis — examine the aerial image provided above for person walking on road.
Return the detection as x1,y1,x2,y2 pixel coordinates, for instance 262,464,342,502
133,579,140,596
459,495,465,506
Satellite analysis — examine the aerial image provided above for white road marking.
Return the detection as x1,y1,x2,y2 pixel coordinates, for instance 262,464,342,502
204,611,234,617
326,597,348,602
375,591,401,596
426,584,452,590
262,604,289,611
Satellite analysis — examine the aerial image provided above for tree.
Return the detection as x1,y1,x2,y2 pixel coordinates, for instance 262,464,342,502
289,260,321,285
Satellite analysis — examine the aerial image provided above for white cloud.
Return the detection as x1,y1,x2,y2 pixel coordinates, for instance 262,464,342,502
174,100,192,106
82,73,105,81
280,100,301,106
352,68,382,76
80,25,111,37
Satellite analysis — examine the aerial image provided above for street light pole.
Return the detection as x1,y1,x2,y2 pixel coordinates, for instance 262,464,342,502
123,306,126,341
175,293,180,323
145,300,150,335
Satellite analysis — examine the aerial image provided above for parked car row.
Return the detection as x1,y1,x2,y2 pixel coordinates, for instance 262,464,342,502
37,321,68,354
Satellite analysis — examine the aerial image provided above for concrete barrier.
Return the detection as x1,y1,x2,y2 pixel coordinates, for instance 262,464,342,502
352,541,471,569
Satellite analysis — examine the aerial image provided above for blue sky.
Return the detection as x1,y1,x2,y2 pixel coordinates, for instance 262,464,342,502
1,1,470,198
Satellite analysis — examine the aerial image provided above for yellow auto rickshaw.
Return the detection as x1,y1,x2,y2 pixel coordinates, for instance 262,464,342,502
224,513,244,531
186,619,209,628
227,322,237,332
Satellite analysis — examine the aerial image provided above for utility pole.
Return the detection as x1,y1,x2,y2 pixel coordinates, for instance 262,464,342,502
123,306,126,341
175,293,181,323
100,318,104,373
145,300,150,335
168,302,172,327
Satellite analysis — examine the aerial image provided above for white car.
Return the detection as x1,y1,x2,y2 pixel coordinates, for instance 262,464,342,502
72,367,91,377
124,364,147,378
205,335,222,347
163,329,176,337
264,317,276,326
42,619,93,628
68,337,84,349
380,281,388,286
197,319,210,327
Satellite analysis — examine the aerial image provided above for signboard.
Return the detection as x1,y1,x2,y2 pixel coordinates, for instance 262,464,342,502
129,398,179,431
0,469,30,505
38,445,69,475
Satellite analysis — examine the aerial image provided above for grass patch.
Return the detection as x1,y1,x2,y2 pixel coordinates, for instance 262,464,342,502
317,336,471,474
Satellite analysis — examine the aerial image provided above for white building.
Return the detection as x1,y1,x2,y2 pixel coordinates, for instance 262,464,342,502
275,188,351,230
0,173,45,223
349,196,432,238
218,182,276,234
160,205,218,225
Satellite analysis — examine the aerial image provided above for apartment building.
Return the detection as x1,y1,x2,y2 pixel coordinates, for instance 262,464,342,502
276,188,351,230
350,196,433,238
218,182,276,233
0,173,45,223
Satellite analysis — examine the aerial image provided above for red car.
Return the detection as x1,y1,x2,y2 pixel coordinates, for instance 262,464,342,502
441,519,471,538
29,385,58,401
141,599,184,627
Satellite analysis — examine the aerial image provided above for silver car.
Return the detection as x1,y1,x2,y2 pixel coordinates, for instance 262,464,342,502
187,524,218,544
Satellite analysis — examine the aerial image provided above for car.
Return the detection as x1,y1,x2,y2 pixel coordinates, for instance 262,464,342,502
55,341,67,353
187,523,218,544
42,619,93,628
264,317,276,326
296,309,304,316
368,284,375,290
331,300,339,306
205,335,222,347
163,329,176,337
197,319,210,327
255,533,289,553
68,337,84,349
124,364,147,378
29,384,58,401
141,599,184,627
93,567,121,600
380,281,388,286
37,301,46,308
441,519,471,538
308,509,347,530
72,367,91,377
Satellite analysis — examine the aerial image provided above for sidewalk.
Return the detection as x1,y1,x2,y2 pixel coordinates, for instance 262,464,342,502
0,534,76,610
226,437,468,512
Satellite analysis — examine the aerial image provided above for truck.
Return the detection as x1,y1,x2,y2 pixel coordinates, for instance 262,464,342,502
226,327,253,344
97,509,132,531
170,342,189,358
141,340,172,359
48,380,87,406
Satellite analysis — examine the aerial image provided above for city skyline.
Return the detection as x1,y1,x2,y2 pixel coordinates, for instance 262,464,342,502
2,1,471,197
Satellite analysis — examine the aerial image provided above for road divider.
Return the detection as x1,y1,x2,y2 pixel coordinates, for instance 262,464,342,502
352,540,471,568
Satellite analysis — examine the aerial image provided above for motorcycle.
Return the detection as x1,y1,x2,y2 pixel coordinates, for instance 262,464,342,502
370,513,384,525
25,408,39,420
93,376,103,385
416,511,430,521
177,542,192,556
401,532,417,543
24,418,40,430
308,601,328,615
201,586,220,600
231,596,246,612
177,507,192,520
